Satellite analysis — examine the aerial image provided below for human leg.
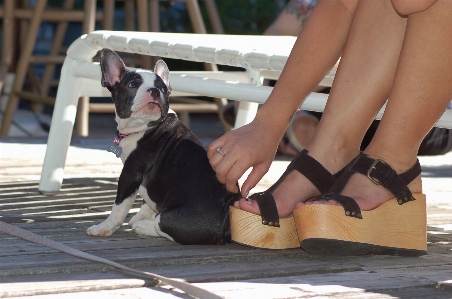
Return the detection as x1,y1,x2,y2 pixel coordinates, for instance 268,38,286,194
326,0,452,211
237,0,407,217
296,0,452,255
208,0,358,195
264,0,313,36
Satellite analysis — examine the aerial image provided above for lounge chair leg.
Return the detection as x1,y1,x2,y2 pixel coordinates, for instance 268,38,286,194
39,57,82,192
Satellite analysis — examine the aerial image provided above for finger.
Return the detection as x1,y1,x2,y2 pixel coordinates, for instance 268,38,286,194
223,160,241,193
208,150,224,171
241,163,270,198
207,136,225,160
224,159,251,193
225,179,239,194
213,151,238,185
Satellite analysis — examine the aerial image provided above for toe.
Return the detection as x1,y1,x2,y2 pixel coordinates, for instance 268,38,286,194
237,197,261,215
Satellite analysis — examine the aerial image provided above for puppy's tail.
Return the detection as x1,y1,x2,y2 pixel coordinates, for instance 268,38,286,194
222,187,242,243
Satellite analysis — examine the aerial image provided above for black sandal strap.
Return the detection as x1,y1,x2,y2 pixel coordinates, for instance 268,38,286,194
349,154,420,204
291,150,336,194
249,191,280,227
317,153,422,219
318,193,363,219
250,149,338,227
399,159,422,186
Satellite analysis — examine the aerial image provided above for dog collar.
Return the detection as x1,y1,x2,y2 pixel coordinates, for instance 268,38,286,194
113,131,138,146
108,131,139,158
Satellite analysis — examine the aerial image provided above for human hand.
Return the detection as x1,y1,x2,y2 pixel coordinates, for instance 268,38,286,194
207,118,282,197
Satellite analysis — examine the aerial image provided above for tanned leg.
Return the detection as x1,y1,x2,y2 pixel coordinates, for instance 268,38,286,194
264,0,313,36
238,0,408,217
338,0,452,211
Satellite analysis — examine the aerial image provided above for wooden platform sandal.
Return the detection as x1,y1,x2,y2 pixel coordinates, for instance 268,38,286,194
294,153,427,256
230,149,342,249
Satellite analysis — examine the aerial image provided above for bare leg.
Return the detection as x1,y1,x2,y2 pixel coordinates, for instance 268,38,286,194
238,0,407,217
338,0,452,210
208,0,358,195
264,0,312,36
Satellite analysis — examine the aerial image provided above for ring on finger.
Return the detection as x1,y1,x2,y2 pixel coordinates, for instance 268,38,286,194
216,147,225,156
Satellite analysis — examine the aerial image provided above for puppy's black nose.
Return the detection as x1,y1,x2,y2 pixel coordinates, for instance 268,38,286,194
148,87,160,98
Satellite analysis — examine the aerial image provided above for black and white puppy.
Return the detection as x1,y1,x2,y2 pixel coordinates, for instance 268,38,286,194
86,48,239,245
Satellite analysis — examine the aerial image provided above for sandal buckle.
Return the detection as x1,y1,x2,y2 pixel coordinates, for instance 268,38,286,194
367,159,387,185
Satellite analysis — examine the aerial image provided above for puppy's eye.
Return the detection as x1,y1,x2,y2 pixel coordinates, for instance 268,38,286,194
128,81,139,88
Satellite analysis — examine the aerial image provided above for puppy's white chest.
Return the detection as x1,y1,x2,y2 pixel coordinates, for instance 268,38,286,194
119,131,146,162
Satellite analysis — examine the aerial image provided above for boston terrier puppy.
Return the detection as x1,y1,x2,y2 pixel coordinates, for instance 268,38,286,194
86,48,239,244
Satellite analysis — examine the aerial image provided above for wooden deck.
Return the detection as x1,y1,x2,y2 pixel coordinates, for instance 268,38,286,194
1,115,452,298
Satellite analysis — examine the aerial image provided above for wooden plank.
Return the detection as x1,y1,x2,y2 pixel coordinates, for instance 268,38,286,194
3,265,452,298
1,286,189,299
0,243,311,276
197,266,452,299
0,271,156,298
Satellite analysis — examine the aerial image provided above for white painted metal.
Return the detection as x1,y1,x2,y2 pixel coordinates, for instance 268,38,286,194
38,30,452,192
234,69,261,129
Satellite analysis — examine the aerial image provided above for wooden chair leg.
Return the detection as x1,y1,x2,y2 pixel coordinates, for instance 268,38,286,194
184,0,215,71
136,0,152,69
204,0,224,34
0,0,48,136
102,0,115,30
82,0,97,46
148,0,161,66
75,0,114,136
184,0,229,131
40,0,76,99
149,0,160,32
0,0,15,95
125,0,135,31
75,0,96,137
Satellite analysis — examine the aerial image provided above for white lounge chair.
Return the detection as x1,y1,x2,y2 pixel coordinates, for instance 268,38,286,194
38,30,452,192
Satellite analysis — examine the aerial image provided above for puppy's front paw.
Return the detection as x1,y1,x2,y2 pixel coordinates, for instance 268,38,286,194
132,219,158,237
86,221,120,237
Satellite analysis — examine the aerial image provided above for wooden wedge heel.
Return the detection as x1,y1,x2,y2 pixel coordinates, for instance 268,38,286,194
294,153,427,256
230,150,342,249
230,206,299,249
295,194,426,255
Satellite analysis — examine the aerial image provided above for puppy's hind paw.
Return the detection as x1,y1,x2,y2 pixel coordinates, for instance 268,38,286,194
132,219,159,237
86,222,119,237
128,213,144,226
128,204,157,226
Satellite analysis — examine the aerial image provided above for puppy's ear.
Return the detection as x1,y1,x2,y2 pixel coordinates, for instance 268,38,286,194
100,48,126,91
154,60,172,94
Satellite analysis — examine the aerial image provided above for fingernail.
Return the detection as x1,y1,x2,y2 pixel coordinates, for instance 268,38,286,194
234,201,240,208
